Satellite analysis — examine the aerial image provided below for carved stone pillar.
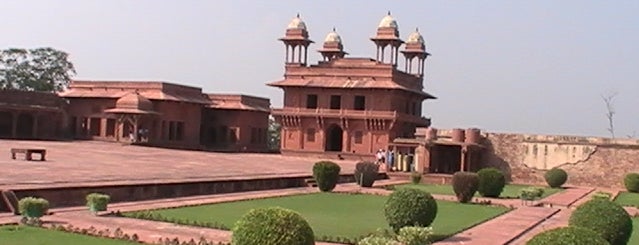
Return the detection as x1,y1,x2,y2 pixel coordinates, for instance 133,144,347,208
460,146,468,172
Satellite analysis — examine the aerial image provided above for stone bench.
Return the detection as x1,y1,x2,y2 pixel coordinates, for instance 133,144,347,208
10,148,46,161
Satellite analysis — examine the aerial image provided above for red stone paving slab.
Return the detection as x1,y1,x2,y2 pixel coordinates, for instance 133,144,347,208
504,187,624,244
436,207,560,245
0,140,357,189
625,207,639,216
539,186,594,207
507,209,572,245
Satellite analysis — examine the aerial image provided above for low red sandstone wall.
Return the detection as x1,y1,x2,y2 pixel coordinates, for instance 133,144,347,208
2,174,363,212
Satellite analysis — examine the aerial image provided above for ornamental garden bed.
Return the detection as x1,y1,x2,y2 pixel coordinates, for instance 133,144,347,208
391,183,562,199
614,191,639,207
122,192,509,243
0,225,138,245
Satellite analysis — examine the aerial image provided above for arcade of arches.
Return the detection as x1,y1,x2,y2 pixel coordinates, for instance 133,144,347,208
0,90,66,140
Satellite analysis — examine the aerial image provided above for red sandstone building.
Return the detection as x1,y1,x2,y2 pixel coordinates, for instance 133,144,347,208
0,80,271,152
269,13,436,158
0,90,67,140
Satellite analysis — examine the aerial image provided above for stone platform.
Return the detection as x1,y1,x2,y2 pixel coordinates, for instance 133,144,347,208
0,140,357,190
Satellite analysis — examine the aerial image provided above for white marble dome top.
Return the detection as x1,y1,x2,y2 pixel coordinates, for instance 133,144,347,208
287,15,307,30
406,29,425,44
324,29,342,43
378,12,398,29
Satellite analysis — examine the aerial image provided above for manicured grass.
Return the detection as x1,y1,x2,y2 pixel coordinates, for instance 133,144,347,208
630,218,639,245
0,225,136,245
125,193,508,240
614,192,639,206
396,184,562,199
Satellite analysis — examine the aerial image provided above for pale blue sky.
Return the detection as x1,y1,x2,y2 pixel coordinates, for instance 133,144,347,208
2,1,637,137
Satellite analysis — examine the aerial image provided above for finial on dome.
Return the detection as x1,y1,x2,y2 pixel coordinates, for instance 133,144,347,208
332,27,336,32
416,27,419,32
296,13,300,18
387,11,391,15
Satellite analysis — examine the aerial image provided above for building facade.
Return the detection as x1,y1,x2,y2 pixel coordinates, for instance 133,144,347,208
60,81,208,148
269,13,436,159
0,80,274,152
200,94,271,152
0,90,67,140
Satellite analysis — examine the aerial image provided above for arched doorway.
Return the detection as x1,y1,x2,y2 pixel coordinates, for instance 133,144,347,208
325,124,343,152
16,113,34,138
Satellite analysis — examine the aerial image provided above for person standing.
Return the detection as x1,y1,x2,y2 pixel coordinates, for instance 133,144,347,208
387,149,395,172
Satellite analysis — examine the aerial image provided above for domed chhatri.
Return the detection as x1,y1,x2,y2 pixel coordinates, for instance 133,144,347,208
401,27,430,76
371,11,403,65
280,13,313,65
406,28,425,45
287,13,307,30
324,28,342,43
318,28,347,61
378,11,398,29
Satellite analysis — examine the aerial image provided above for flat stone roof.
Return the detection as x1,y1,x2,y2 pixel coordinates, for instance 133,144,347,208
0,140,356,190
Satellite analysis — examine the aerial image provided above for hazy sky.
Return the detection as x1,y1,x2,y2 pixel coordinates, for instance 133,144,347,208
2,1,637,138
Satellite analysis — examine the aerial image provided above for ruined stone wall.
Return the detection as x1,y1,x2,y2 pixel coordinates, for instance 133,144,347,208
480,132,639,188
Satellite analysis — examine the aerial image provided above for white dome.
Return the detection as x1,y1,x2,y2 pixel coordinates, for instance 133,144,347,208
324,29,342,43
287,15,307,30
378,12,398,29
406,29,425,44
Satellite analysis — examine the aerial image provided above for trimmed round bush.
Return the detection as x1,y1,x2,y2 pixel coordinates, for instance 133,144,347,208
477,167,506,198
526,226,610,245
544,168,567,188
623,173,639,193
354,161,379,187
232,207,314,245
384,188,438,232
312,161,341,192
86,193,110,213
18,197,49,219
569,198,632,245
452,171,480,203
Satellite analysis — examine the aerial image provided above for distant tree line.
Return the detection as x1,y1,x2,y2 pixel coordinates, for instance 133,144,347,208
0,47,75,92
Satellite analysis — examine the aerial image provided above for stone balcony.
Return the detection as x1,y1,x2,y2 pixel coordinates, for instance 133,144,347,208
271,107,430,126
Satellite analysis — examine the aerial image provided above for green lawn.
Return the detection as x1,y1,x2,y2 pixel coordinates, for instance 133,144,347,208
0,225,136,245
614,192,639,207
396,184,562,199
630,218,639,245
125,193,509,240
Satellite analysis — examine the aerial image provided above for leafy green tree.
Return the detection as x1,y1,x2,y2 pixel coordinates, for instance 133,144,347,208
0,47,76,92
267,116,281,150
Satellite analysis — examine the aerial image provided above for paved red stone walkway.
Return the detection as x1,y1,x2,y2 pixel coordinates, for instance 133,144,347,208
509,187,628,244
538,186,594,207
0,140,356,190
437,206,560,245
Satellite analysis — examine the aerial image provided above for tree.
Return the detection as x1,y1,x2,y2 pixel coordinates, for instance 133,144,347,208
601,92,617,138
0,47,76,92
267,116,281,151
